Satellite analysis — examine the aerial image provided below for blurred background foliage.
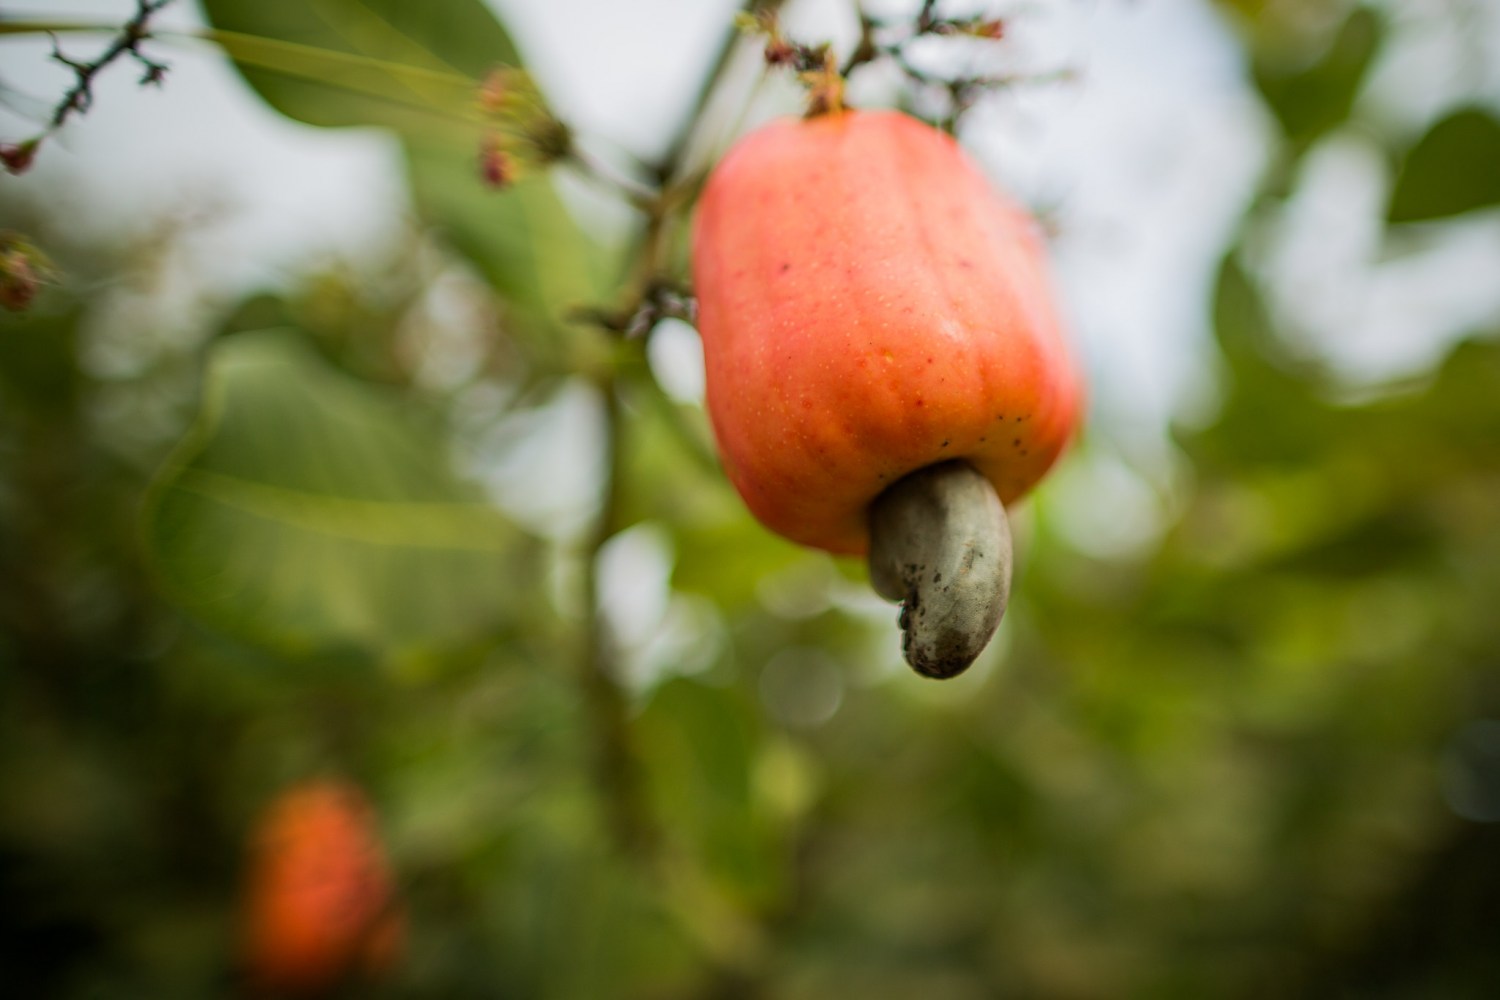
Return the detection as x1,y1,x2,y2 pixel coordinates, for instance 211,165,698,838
3,0,1500,997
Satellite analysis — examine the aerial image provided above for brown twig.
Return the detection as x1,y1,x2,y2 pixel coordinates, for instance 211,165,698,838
842,0,881,76
48,0,175,129
836,0,1025,132
565,146,660,209
2,0,176,173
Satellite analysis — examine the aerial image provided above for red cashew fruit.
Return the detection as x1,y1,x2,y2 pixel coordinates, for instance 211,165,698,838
242,779,403,995
692,109,1083,677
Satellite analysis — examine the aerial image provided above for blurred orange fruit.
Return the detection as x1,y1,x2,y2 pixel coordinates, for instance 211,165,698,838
242,779,403,995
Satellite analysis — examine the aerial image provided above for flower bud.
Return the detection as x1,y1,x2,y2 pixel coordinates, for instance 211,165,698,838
0,236,51,312
1,139,39,176
479,133,513,189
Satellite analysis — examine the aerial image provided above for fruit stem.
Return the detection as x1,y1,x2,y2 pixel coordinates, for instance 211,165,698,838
867,461,1012,679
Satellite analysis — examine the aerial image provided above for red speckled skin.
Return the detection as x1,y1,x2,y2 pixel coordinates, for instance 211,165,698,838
692,110,1083,556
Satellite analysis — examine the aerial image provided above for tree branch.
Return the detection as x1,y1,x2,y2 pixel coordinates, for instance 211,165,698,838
1,1,176,173
574,0,773,861
48,0,175,130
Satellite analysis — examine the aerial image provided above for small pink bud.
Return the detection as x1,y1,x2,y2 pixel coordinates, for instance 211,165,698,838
479,134,513,189
764,38,796,66
1,139,39,176
0,249,40,312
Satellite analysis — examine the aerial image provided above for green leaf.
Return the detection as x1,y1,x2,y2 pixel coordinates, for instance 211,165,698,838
1387,107,1500,223
0,304,83,417
1253,7,1381,150
200,27,477,135
1196,254,1337,470
197,0,516,134
198,0,606,352
143,329,522,664
671,519,809,611
402,140,606,367
635,678,783,905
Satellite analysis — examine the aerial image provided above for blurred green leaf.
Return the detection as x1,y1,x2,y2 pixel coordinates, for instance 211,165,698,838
198,0,516,132
1197,253,1337,470
1388,107,1500,223
402,140,606,364
142,329,522,663
200,27,477,130
199,0,606,355
636,678,783,906
672,518,809,611
1253,7,1381,150
0,305,82,417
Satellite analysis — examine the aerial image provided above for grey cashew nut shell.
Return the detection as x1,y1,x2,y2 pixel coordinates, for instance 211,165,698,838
867,461,1013,679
